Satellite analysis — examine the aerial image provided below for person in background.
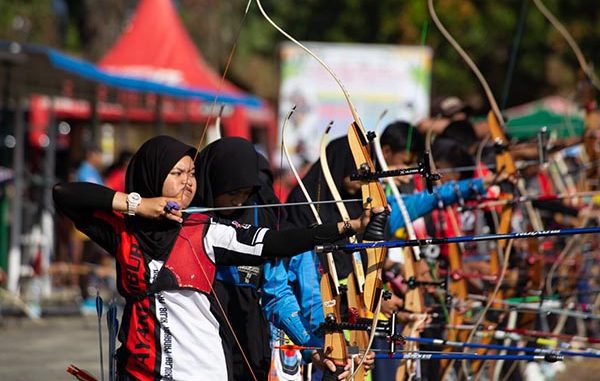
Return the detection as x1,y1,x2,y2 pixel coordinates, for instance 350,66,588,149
76,144,104,184
74,143,109,314
105,150,133,192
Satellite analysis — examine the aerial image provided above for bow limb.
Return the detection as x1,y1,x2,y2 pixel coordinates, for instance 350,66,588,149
282,113,348,378
531,0,600,90
535,0,600,190
374,122,421,258
532,0,600,194
320,126,369,381
255,0,364,130
320,125,365,293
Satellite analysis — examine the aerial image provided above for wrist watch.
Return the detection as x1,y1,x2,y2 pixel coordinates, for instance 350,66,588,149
126,192,142,216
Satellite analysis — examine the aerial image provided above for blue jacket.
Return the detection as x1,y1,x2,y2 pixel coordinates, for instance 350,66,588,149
262,253,324,347
388,178,485,232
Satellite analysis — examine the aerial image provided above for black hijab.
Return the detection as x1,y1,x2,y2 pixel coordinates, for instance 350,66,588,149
195,137,289,226
286,135,362,227
195,137,261,208
125,135,197,260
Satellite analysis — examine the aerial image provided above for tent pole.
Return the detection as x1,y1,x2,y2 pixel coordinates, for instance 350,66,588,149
155,94,164,135
90,87,99,144
40,96,56,297
7,90,24,294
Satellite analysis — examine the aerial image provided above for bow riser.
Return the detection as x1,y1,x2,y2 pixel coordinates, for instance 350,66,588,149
402,248,426,314
320,274,348,368
362,247,387,312
346,272,368,380
347,122,389,312
347,123,388,211
442,241,469,371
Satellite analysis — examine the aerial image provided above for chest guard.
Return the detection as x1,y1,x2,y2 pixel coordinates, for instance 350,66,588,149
117,214,215,300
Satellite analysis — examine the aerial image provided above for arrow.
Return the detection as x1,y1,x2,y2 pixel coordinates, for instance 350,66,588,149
402,336,600,359
316,226,600,252
373,351,562,362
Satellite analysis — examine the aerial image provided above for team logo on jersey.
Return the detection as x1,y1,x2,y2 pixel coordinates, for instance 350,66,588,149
231,220,252,229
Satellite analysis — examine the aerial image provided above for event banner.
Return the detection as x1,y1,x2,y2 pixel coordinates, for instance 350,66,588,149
278,41,432,166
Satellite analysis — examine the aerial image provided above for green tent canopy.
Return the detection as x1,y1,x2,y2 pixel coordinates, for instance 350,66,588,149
505,108,584,139
503,96,585,139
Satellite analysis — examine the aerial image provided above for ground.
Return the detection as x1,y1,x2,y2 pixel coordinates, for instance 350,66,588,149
0,316,598,381
0,316,108,381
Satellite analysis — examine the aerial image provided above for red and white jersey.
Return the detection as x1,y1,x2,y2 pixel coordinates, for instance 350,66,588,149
91,212,269,380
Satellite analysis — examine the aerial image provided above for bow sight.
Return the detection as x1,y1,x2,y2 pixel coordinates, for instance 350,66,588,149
349,131,441,193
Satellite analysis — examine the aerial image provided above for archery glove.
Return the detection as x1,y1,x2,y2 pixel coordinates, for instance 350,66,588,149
363,209,390,241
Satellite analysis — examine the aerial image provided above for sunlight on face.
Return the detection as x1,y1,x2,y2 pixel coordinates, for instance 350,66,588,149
162,155,196,209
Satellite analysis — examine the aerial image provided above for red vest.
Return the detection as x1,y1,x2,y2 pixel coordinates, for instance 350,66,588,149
97,212,216,298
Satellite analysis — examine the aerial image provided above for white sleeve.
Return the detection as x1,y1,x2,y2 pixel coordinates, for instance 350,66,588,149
203,219,269,262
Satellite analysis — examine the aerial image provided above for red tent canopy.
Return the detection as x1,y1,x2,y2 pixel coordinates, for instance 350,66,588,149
98,0,275,140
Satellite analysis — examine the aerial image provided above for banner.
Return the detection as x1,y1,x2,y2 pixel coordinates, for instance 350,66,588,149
278,42,432,165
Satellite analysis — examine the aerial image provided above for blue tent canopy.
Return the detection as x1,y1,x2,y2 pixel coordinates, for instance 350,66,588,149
0,40,262,108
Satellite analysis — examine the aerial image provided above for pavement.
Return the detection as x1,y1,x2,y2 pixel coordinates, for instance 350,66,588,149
1,315,599,381
0,316,109,381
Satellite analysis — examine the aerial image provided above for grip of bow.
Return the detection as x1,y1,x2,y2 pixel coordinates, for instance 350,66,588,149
347,122,389,312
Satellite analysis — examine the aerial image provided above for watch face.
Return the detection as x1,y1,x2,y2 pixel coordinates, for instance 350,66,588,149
129,193,141,203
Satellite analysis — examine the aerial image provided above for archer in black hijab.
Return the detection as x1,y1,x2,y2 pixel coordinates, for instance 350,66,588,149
195,137,289,227
195,137,261,209
124,135,197,260
195,137,285,381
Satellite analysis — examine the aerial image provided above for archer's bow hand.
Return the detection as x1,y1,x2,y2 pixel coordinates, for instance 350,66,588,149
362,208,390,241
354,351,375,371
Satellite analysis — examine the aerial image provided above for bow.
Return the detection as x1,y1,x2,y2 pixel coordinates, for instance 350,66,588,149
320,125,370,380
345,122,389,380
424,126,471,375
281,110,348,379
531,1,600,349
372,120,428,381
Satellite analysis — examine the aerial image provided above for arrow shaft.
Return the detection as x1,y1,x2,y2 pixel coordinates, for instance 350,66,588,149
374,352,561,361
316,226,600,252
403,336,600,358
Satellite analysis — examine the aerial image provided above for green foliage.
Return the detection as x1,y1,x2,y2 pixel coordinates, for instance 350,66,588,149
0,0,54,44
0,0,597,108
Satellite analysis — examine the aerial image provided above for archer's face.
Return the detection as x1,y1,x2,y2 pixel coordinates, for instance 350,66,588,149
385,150,413,169
162,155,197,209
213,187,254,216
